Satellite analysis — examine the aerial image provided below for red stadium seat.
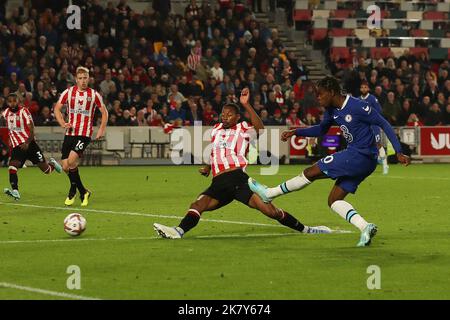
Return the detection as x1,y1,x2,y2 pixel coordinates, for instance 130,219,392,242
410,29,429,37
409,48,429,57
333,10,352,19
294,10,312,21
330,47,350,59
423,11,446,20
448,49,450,60
311,29,328,41
370,48,391,59
330,29,353,37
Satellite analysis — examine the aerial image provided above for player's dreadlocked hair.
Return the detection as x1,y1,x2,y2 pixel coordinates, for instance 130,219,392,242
223,103,240,115
316,76,343,96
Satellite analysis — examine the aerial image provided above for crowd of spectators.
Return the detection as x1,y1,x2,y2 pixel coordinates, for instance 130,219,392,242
0,0,314,129
0,0,448,130
328,48,450,126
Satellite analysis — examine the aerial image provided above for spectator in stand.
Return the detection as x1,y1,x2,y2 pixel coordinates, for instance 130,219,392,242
444,104,450,125
286,109,302,127
425,103,443,126
293,78,305,101
382,91,401,125
406,113,423,127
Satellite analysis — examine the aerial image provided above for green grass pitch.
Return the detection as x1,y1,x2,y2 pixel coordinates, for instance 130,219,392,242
0,164,449,300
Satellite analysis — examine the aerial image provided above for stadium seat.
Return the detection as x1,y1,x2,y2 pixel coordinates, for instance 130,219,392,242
423,11,446,20
330,29,353,37
332,38,347,47
437,2,450,12
390,11,407,19
313,10,330,19
400,2,414,11
448,49,450,59
382,19,398,30
420,20,434,30
410,29,429,37
330,47,350,59
150,127,170,158
390,29,409,37
406,11,423,20
343,19,357,29
409,48,429,57
324,1,337,10
311,28,328,41
295,0,308,10
401,39,415,47
106,131,125,153
354,29,370,40
294,10,312,21
429,48,449,61
371,48,391,59
442,39,450,49
314,19,328,28
430,29,446,38
333,10,352,19
362,38,376,47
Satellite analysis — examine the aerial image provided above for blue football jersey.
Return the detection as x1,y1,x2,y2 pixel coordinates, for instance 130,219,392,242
295,95,401,156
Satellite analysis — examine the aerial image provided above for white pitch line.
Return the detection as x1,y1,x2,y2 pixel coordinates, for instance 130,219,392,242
0,229,353,245
0,282,101,300
0,202,284,228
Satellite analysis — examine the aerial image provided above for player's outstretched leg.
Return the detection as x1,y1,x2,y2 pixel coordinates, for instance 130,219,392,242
328,185,377,247
248,194,331,233
248,163,327,203
247,194,331,234
37,158,62,175
153,195,220,239
4,163,20,200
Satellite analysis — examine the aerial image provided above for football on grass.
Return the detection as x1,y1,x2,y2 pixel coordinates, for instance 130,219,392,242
64,213,87,236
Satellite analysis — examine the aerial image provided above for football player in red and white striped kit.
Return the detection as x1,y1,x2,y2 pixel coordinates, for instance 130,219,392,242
54,67,108,206
154,88,330,238
2,93,62,200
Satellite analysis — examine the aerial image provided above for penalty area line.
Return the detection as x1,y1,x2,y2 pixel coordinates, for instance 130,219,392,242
0,282,101,300
0,229,353,245
0,201,284,228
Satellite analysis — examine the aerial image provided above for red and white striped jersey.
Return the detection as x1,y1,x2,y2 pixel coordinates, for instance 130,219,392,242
2,106,33,148
57,86,103,137
209,121,254,177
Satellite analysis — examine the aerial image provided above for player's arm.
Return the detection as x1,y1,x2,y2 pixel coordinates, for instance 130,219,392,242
281,112,333,141
240,87,264,131
199,164,211,177
95,102,109,140
54,100,72,129
361,106,410,166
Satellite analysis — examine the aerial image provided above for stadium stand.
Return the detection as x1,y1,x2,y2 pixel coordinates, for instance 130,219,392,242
0,0,448,135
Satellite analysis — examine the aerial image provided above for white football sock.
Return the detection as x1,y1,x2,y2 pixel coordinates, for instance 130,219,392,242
379,147,389,168
266,172,311,198
330,200,369,231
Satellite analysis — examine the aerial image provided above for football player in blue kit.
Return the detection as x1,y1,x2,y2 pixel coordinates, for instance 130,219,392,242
249,76,411,247
359,81,389,175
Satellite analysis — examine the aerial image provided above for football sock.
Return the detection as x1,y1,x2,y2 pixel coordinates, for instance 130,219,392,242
9,166,18,190
43,164,54,174
276,209,306,233
331,200,368,231
266,172,311,198
379,147,388,168
178,209,201,234
69,168,86,195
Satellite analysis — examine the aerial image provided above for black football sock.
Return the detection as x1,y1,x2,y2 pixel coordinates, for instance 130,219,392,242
178,209,201,234
9,166,18,190
277,209,305,232
69,167,87,195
